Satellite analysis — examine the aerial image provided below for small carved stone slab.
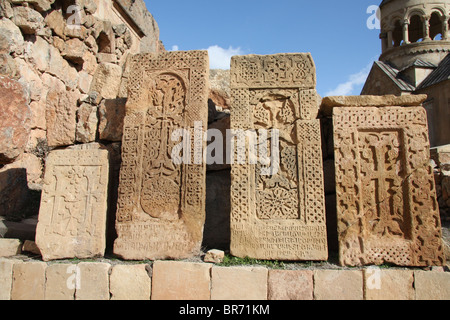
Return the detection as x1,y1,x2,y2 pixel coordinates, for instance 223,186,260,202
114,51,209,260
229,53,328,261
333,105,445,267
36,149,109,261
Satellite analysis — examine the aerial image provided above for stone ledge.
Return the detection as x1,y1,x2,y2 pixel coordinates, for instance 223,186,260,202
320,94,428,116
0,258,448,300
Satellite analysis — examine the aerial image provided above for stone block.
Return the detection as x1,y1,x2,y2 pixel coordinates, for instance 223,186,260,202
151,261,212,300
45,87,79,147
35,149,109,261
0,239,21,257
229,53,327,261
0,76,31,164
110,264,151,300
114,51,209,260
0,258,16,300
76,103,98,143
98,98,126,142
313,270,364,300
204,249,225,264
414,270,450,300
0,18,24,55
333,102,444,267
75,262,110,300
268,270,313,300
211,266,268,300
11,6,43,35
11,262,46,300
45,264,76,300
89,62,122,100
364,269,414,300
320,94,428,116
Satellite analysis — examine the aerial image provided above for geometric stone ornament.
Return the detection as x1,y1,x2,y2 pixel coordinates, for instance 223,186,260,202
333,103,445,267
113,51,209,260
35,149,109,261
229,53,328,261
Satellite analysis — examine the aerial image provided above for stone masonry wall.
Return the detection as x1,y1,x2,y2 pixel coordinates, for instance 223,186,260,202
0,0,163,221
0,258,449,300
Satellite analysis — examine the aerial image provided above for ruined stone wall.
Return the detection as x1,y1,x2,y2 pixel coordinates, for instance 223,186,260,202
0,0,163,221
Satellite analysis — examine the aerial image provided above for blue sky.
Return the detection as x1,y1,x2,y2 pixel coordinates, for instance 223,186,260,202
144,0,383,97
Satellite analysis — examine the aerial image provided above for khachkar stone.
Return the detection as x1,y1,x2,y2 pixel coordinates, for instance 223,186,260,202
114,51,209,260
35,149,109,261
331,95,445,267
229,53,328,261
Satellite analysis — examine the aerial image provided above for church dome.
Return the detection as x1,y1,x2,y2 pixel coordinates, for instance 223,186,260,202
379,0,450,69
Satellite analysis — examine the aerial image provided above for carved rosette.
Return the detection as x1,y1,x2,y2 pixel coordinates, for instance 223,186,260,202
230,53,328,261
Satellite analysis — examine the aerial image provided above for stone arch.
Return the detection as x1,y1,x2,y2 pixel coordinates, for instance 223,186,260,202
429,11,443,40
408,14,425,42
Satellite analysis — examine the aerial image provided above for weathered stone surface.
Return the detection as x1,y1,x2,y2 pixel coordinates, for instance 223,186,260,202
204,249,225,263
15,58,44,102
209,69,231,109
320,94,428,116
45,264,76,300
22,240,40,255
89,62,122,100
28,36,50,72
314,270,364,300
76,103,98,143
211,266,268,300
364,269,414,300
151,261,211,300
0,258,16,300
11,262,46,300
0,76,31,164
0,239,21,257
45,87,79,147
229,53,327,261
75,262,110,300
333,104,444,267
0,17,24,55
268,270,313,300
63,38,88,65
114,51,209,260
98,98,126,142
110,264,151,300
11,0,55,12
44,10,66,39
11,6,43,34
35,149,109,261
415,270,450,300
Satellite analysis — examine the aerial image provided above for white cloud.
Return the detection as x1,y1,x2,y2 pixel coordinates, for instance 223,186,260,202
170,45,179,51
326,61,374,96
205,45,244,69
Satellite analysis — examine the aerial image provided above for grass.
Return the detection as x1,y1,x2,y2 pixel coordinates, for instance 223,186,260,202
218,254,286,269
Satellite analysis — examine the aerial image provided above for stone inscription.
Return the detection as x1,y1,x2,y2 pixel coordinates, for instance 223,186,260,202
35,149,109,261
114,51,209,260
334,106,445,267
230,53,328,261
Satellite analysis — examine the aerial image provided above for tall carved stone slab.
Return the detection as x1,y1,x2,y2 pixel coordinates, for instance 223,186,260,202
114,51,209,260
333,103,445,266
36,149,109,261
229,54,328,260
